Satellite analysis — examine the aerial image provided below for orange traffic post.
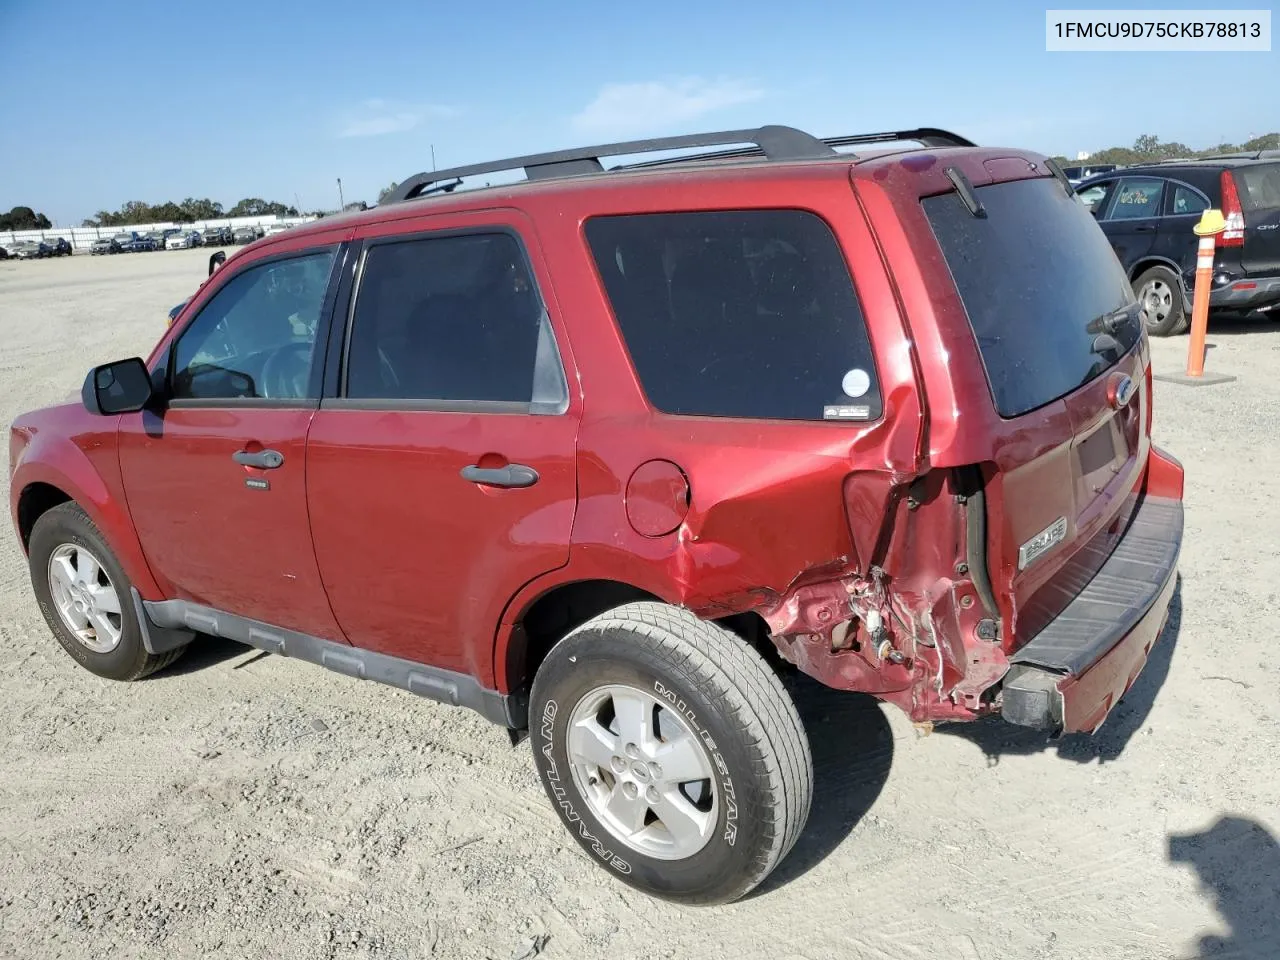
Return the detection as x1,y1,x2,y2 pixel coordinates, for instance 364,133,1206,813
1153,208,1236,387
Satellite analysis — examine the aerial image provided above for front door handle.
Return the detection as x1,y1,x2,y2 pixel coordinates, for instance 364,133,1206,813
1134,224,1156,232
233,448,285,469
460,463,539,488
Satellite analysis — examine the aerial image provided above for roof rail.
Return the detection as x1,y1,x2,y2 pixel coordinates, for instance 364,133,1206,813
384,125,975,204
613,127,975,171
1200,149,1280,161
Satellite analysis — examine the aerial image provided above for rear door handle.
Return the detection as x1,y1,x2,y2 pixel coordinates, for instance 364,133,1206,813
233,448,285,469
1134,224,1156,232
460,463,539,488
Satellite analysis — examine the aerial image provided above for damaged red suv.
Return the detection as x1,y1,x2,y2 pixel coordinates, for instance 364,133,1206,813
9,125,1183,904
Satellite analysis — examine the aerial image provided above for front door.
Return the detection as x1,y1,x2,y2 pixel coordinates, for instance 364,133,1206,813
306,221,579,684
117,243,347,641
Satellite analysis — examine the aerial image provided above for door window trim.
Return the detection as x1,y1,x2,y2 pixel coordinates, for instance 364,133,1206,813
322,225,570,416
164,242,348,410
1101,177,1167,222
1162,178,1212,217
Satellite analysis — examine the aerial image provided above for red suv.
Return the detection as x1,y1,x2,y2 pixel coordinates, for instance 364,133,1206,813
9,125,1184,904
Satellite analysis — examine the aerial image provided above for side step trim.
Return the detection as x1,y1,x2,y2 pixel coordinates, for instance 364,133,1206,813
142,599,527,728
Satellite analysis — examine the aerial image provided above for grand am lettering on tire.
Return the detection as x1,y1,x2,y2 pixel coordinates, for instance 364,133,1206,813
654,680,739,846
540,700,632,874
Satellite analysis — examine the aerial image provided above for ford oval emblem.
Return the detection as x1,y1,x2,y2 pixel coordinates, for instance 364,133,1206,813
1109,374,1136,409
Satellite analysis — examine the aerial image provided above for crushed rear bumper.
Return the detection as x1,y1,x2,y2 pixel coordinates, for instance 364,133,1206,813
1001,458,1184,733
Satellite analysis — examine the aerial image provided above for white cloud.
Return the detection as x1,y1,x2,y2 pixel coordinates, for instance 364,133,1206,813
337,99,459,138
571,78,764,137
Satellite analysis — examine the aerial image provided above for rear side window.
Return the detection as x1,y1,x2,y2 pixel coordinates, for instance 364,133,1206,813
1170,184,1209,216
344,232,567,409
1235,163,1280,213
924,177,1138,418
585,210,881,422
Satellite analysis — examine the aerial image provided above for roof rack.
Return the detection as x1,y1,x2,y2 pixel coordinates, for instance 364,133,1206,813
384,125,975,204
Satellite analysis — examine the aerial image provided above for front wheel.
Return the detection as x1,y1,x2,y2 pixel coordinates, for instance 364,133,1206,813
1134,265,1188,336
29,502,186,681
530,602,813,905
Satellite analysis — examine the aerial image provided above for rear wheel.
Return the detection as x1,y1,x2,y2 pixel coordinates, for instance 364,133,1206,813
530,601,812,904
29,502,186,681
1134,265,1188,336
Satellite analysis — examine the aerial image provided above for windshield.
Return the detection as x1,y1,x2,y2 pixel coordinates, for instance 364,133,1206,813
923,176,1140,418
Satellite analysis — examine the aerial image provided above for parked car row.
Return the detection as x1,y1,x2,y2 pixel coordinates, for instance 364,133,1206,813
1076,155,1280,334
6,221,300,260
2,237,73,259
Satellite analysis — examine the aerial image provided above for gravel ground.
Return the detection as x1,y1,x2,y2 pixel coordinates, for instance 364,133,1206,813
1,251,1278,960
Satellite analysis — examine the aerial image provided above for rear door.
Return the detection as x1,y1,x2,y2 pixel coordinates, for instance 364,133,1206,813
903,167,1148,646
1097,177,1165,271
1234,163,1280,275
1160,179,1211,286
305,215,579,684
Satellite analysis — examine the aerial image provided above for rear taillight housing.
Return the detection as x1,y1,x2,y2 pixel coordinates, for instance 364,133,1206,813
1220,170,1245,246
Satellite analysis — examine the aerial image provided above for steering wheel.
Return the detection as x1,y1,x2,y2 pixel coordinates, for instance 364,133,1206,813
259,341,313,399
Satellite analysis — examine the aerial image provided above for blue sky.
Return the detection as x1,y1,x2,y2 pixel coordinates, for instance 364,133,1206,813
1,0,1276,225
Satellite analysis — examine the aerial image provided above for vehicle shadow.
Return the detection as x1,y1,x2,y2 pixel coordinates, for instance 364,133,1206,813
1168,816,1280,959
1200,314,1280,337
146,633,251,679
751,677,893,896
936,577,1183,765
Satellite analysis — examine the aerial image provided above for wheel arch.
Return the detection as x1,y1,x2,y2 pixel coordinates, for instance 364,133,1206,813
12,459,162,599
1129,256,1191,307
16,481,72,551
494,575,781,702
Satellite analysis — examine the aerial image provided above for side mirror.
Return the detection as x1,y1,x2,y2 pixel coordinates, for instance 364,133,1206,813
208,250,226,276
81,358,154,415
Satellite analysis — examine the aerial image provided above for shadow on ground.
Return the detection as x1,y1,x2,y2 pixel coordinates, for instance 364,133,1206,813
145,633,251,679
752,677,893,895
1200,314,1280,338
1169,816,1280,960
937,578,1183,765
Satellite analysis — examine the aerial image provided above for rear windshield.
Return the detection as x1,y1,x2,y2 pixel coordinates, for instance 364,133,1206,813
584,210,881,422
1235,163,1280,213
923,177,1139,418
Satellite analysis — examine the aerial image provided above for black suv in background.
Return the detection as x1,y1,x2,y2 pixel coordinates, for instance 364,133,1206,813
1077,155,1280,335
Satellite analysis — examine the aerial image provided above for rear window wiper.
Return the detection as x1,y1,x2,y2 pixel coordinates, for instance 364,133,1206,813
1086,302,1139,336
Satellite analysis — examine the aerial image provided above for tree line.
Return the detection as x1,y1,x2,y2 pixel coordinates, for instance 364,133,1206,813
0,206,53,230
1052,131,1279,167
83,197,301,228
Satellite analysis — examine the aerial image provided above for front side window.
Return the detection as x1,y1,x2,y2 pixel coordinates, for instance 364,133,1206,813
1077,180,1114,215
584,210,881,422
344,232,564,408
1106,178,1165,220
170,249,336,401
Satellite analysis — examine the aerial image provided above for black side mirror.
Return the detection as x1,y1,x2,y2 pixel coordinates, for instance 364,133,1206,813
208,250,226,276
82,358,154,415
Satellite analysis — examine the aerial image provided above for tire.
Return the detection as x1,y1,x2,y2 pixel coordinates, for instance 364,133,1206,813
530,601,812,905
28,502,186,681
1134,265,1188,336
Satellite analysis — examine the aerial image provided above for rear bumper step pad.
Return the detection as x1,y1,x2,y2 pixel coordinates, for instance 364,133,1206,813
1003,494,1183,731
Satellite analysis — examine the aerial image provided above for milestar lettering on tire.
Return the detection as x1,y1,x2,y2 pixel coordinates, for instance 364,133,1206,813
654,679,739,846
539,699,632,874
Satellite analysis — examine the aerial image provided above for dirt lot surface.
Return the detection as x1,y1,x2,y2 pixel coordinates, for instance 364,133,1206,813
1,251,1278,960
